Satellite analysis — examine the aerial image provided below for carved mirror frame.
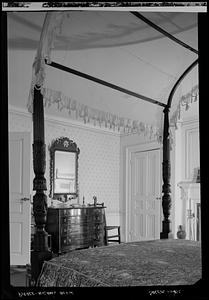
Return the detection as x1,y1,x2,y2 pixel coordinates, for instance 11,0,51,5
49,137,80,201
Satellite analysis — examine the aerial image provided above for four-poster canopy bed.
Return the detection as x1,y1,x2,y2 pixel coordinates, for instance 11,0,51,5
27,10,199,285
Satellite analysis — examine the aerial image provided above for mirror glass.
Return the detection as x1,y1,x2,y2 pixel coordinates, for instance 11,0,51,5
49,137,80,201
54,151,76,194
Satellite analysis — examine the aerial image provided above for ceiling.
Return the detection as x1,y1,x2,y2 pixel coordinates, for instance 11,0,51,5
7,10,199,131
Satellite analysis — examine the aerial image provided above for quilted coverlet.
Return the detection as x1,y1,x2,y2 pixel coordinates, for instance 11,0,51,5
38,239,201,287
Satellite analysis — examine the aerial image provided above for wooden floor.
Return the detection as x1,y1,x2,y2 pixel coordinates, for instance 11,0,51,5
10,266,27,286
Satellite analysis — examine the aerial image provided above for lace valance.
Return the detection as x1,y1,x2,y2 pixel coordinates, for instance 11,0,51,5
41,86,161,140
27,11,161,140
170,84,199,128
27,11,197,141
28,12,67,113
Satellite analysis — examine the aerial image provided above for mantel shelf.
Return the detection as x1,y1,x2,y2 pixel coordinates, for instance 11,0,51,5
178,181,200,190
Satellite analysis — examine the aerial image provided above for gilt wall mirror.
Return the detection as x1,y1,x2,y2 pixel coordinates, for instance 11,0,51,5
49,137,80,201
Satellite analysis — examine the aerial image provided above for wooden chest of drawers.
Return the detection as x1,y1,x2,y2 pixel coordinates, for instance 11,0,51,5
46,206,106,254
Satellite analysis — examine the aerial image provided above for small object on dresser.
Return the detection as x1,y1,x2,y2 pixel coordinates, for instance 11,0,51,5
96,202,104,207
82,196,85,206
192,167,200,183
93,196,97,206
177,225,186,239
196,168,200,183
51,199,63,207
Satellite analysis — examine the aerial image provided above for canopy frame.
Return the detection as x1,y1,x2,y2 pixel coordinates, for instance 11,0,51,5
131,11,198,55
30,11,199,284
45,59,167,108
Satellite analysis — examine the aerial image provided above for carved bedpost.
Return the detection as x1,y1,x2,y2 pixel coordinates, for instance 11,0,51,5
159,60,198,239
31,86,51,285
160,106,172,239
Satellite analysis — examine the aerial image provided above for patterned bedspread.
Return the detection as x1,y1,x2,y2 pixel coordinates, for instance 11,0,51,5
38,239,201,287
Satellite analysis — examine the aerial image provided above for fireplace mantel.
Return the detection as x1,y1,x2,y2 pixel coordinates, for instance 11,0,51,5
178,181,200,201
178,181,201,241
178,181,200,189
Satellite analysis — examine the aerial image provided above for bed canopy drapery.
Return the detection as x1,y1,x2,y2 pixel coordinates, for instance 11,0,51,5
19,10,199,283
19,10,199,134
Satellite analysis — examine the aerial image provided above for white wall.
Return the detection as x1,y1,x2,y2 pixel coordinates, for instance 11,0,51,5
173,123,182,237
8,50,34,110
10,103,199,243
9,48,199,243
8,107,120,226
8,105,165,243
173,101,199,238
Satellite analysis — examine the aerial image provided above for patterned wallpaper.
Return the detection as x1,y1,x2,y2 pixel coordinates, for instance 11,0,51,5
8,110,120,224
45,121,120,210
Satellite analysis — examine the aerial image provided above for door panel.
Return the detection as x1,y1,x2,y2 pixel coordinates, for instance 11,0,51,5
9,132,31,265
130,149,160,241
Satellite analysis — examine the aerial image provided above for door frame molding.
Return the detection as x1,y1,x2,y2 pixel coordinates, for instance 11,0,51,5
125,141,162,242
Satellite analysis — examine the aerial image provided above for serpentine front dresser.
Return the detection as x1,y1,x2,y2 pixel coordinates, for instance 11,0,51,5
46,206,106,254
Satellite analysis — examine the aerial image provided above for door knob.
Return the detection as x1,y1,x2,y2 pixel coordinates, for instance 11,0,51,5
20,197,30,202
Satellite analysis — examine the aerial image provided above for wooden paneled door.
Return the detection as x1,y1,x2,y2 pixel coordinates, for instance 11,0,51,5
129,149,161,241
9,132,31,265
